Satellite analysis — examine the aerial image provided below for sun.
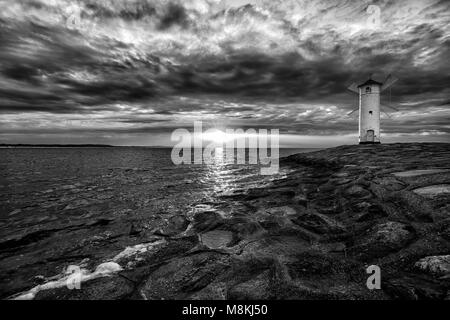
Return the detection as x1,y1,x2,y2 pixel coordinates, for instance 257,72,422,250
202,129,234,143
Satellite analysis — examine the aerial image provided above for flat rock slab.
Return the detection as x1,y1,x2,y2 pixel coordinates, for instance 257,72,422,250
200,230,233,249
392,169,450,177
413,184,450,197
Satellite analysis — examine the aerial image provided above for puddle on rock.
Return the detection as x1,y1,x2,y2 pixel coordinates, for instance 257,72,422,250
200,230,233,249
392,169,450,177
413,184,450,197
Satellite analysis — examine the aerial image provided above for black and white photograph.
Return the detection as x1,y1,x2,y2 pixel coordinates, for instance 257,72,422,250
0,0,449,306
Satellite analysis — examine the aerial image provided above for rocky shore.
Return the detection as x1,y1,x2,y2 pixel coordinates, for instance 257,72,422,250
3,143,450,300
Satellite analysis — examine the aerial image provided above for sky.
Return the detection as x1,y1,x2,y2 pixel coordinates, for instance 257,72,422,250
0,0,449,147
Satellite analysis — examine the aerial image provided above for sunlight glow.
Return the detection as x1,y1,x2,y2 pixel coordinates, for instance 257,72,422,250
202,130,234,143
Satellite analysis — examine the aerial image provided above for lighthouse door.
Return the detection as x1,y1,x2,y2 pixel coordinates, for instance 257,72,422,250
366,130,375,142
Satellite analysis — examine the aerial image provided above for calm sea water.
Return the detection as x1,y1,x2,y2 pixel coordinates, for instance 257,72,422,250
0,147,315,213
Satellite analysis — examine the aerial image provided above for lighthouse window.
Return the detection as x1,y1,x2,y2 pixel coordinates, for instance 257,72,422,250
366,87,371,93
369,111,373,115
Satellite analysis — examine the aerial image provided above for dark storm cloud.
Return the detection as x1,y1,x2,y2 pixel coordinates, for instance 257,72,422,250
0,0,449,143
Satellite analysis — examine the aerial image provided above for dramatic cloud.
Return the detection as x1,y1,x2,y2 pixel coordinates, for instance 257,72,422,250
0,0,449,146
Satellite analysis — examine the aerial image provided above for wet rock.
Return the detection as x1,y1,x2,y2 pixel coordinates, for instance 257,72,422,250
312,197,342,215
265,206,297,216
355,203,388,222
189,282,227,300
226,218,264,241
200,230,233,249
0,228,58,251
291,210,345,235
34,275,135,300
334,172,349,178
193,210,224,232
156,215,190,236
372,177,406,191
415,255,450,277
287,252,337,277
128,223,141,236
392,169,450,178
344,185,371,198
293,194,308,207
350,222,415,260
331,178,352,186
228,270,272,299
64,199,91,210
33,275,46,285
239,235,310,261
384,275,447,300
413,185,450,198
8,209,22,216
242,188,270,200
258,214,295,231
140,252,230,300
391,191,435,222
269,188,296,198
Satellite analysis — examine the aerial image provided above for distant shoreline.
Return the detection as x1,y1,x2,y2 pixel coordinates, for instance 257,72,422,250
0,144,114,148
0,144,323,149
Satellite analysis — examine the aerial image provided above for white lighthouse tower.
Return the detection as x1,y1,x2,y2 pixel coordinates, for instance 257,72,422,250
347,75,398,144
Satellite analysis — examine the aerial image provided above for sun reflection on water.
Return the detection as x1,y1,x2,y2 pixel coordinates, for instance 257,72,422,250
199,147,292,201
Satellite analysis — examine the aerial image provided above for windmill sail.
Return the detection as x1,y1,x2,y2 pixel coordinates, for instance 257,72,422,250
381,103,399,112
381,74,398,92
382,111,392,118
347,83,359,94
347,107,359,116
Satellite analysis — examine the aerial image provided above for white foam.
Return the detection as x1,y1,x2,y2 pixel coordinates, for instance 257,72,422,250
12,262,122,300
11,240,166,300
112,239,166,262
95,261,123,274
